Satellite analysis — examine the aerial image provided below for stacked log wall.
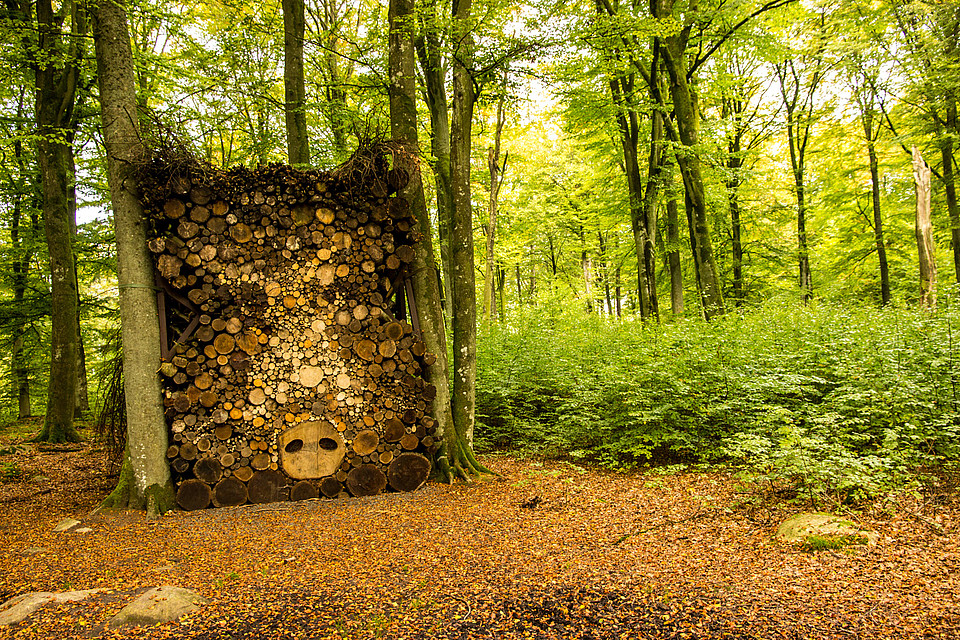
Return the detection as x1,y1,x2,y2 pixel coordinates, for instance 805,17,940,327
139,151,439,510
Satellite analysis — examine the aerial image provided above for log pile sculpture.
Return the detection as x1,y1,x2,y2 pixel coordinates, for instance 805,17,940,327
138,145,438,509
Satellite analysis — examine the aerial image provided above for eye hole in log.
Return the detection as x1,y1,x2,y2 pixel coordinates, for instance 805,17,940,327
284,439,304,454
318,438,338,451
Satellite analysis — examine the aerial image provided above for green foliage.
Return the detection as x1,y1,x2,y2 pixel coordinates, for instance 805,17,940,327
799,534,868,553
0,460,23,481
477,296,960,500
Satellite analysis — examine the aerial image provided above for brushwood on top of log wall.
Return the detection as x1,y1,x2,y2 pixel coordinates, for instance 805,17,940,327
139,144,439,510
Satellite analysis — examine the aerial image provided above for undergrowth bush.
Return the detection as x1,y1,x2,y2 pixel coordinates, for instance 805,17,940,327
476,295,960,504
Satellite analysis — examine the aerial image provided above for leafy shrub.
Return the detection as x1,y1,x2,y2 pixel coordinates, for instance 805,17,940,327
476,296,960,501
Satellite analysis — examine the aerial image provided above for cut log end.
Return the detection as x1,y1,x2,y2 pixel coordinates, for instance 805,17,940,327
388,453,431,492
214,476,248,507
345,464,387,497
177,479,211,511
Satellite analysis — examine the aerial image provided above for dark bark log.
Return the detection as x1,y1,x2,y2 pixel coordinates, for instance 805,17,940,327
387,452,431,491
177,479,212,510
248,469,285,504
291,480,319,501
214,476,248,507
352,429,379,456
194,457,223,484
346,464,387,497
320,477,342,498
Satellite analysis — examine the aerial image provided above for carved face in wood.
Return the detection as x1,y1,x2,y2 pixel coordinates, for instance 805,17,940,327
278,421,345,479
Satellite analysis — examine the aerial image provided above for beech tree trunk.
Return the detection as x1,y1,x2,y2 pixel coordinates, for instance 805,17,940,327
775,51,825,307
790,139,813,305
282,0,310,165
10,95,33,420
482,80,507,326
913,146,938,311
653,0,724,319
666,194,684,316
93,0,175,516
598,0,660,320
940,99,960,283
608,66,658,320
67,139,90,416
31,0,83,443
389,0,486,480
863,112,890,306
415,2,454,321
450,0,478,449
727,134,745,307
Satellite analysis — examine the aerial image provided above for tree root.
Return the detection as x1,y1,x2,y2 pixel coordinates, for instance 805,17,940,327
99,455,175,519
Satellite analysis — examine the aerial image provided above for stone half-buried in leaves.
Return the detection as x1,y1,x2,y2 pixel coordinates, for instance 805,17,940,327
140,144,440,510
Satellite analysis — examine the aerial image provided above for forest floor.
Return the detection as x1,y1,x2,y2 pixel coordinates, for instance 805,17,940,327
0,420,959,639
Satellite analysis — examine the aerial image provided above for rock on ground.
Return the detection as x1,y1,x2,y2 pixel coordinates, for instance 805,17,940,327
0,589,104,625
776,512,879,545
107,585,208,628
53,518,80,532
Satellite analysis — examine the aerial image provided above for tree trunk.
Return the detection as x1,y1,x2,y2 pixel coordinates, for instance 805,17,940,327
450,0,478,450
913,146,938,310
615,263,622,317
415,5,454,321
67,140,90,417
727,137,745,307
282,0,309,165
864,115,890,305
599,231,612,315
515,263,522,305
32,0,83,443
609,73,657,320
639,109,663,319
528,245,536,301
600,0,660,320
93,0,175,516
654,1,724,319
11,99,32,420
941,98,960,283
666,194,684,316
791,146,813,305
496,262,505,321
482,81,507,326
776,55,823,306
390,0,487,481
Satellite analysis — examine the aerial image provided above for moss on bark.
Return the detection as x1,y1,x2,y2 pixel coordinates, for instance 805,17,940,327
100,455,175,519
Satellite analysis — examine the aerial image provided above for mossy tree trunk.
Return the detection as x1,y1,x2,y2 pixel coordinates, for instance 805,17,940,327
651,0,724,319
389,0,488,481
93,0,174,517
24,0,86,443
282,0,310,165
415,0,455,321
